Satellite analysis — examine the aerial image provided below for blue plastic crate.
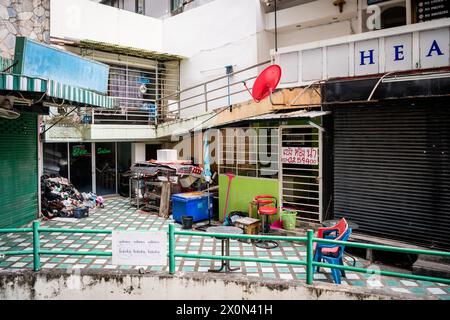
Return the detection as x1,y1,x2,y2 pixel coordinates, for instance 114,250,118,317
171,192,213,223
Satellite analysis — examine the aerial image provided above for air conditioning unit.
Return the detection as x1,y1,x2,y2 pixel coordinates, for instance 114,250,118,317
0,95,20,119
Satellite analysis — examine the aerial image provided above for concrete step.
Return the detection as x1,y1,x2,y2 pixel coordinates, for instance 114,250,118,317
412,258,450,279
415,253,450,264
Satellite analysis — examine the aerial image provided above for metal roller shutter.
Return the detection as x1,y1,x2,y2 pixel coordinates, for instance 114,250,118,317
0,112,38,228
333,103,450,250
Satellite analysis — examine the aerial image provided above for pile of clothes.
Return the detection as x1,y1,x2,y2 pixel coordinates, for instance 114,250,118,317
40,175,104,219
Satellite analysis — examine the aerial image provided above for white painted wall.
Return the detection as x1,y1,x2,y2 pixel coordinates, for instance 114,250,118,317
50,0,163,52
266,0,358,32
131,143,146,163
266,0,360,48
162,0,267,117
277,20,355,48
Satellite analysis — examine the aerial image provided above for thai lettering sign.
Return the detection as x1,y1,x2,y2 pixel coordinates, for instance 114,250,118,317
112,231,167,266
281,147,319,165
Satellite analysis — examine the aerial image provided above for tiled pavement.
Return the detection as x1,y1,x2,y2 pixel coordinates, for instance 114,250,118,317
0,197,449,300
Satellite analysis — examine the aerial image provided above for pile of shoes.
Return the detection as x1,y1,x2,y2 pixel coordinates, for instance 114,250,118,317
40,175,103,219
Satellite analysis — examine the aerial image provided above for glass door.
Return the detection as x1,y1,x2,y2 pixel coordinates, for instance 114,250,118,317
69,143,92,193
95,142,116,195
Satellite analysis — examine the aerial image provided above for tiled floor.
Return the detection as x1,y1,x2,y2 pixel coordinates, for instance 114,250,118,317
0,197,448,300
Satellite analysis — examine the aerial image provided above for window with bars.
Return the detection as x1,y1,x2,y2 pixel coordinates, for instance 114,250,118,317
108,64,156,109
219,127,279,179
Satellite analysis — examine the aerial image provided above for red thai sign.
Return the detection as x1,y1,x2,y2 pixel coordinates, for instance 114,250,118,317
281,147,319,165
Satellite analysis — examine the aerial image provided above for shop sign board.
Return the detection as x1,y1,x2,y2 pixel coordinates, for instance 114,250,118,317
13,37,109,94
112,231,167,266
278,25,450,85
281,147,319,165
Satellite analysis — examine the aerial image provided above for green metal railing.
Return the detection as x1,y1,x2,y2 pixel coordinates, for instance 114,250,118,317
0,221,112,271
1,221,449,286
168,224,450,285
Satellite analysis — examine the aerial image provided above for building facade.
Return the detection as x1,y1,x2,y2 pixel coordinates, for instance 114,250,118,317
2,0,449,248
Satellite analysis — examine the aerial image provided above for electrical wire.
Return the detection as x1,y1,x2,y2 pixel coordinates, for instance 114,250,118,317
367,72,395,101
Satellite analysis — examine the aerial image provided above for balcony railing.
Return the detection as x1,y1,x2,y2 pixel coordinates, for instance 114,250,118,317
155,60,272,124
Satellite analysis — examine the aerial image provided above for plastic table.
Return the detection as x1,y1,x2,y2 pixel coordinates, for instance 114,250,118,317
206,226,243,273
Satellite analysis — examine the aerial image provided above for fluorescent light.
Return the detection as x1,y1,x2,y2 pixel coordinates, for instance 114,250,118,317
382,72,450,83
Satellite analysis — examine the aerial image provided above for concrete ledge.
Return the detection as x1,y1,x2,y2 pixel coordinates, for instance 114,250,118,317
0,269,426,300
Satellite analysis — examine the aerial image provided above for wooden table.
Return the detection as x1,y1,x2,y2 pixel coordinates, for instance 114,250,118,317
234,217,261,235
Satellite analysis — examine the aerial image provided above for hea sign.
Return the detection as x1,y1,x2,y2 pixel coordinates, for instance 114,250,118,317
353,28,448,75
277,22,450,85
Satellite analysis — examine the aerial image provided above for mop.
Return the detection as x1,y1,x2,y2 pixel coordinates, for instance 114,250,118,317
222,173,234,226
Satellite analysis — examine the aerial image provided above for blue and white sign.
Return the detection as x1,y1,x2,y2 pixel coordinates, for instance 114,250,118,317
13,37,110,94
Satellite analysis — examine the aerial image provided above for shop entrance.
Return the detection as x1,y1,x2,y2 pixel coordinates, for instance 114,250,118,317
95,142,116,195
280,126,322,223
69,143,93,193
44,142,132,196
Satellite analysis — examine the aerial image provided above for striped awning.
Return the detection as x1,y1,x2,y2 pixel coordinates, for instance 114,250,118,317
46,79,116,108
0,72,116,108
0,72,46,92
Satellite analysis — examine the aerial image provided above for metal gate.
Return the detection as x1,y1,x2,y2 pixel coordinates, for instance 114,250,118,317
279,126,322,223
0,112,38,228
333,103,450,249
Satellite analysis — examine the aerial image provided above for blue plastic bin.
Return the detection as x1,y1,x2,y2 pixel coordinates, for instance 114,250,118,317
171,192,213,223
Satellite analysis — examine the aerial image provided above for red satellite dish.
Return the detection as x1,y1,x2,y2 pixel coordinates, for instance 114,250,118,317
244,64,282,103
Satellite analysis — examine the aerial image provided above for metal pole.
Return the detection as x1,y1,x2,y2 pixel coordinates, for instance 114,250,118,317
169,224,175,274
274,0,278,53
155,61,159,125
204,83,208,112
306,229,314,285
32,221,41,271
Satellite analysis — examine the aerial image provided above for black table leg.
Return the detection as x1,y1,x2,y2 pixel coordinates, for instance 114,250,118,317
225,239,240,272
208,239,225,272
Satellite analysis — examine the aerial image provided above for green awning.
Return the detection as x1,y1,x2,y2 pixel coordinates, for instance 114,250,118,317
46,79,116,108
0,72,46,92
0,72,116,108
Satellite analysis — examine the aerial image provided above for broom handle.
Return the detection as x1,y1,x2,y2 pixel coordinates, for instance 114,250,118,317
223,176,233,219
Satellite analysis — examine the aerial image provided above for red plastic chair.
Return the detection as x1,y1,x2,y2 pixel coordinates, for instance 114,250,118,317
317,218,348,239
313,218,348,257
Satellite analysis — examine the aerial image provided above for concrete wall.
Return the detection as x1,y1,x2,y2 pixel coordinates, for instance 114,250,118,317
50,0,163,52
0,0,50,59
266,0,359,48
0,269,411,300
162,0,266,117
